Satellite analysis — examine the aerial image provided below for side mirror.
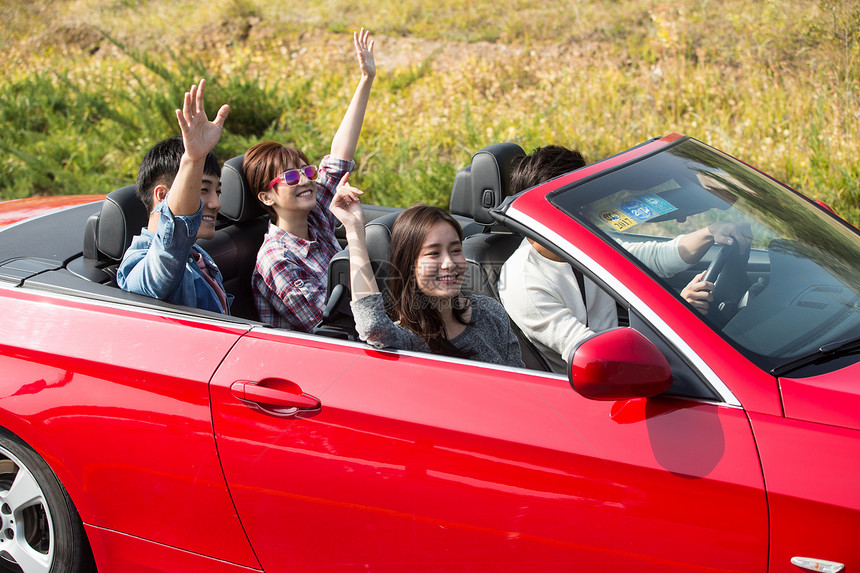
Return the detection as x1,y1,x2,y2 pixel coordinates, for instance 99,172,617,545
568,328,672,401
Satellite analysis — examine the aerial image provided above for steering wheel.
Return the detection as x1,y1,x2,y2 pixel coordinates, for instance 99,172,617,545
702,241,739,284
702,241,750,324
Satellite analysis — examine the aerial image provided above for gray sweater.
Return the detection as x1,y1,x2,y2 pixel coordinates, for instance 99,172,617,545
351,293,525,368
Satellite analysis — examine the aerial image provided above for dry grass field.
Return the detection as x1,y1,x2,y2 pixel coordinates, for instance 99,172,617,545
1,0,858,224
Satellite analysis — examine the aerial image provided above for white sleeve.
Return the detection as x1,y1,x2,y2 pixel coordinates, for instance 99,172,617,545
500,253,595,361
528,283,597,364
621,235,689,278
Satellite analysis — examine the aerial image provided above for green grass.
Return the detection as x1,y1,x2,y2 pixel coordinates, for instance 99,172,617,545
1,0,858,225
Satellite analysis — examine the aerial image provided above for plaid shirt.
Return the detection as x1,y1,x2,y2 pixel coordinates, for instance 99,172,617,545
252,155,354,331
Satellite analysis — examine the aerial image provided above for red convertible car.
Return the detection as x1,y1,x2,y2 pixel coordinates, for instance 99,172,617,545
0,133,857,573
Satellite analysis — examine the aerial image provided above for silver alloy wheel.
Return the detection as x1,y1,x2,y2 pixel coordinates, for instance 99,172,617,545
0,450,52,573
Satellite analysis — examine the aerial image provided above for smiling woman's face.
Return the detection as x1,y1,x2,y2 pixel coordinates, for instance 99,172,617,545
263,159,317,214
413,221,467,299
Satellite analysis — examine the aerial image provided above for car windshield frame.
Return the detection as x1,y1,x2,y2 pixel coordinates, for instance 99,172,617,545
546,136,860,376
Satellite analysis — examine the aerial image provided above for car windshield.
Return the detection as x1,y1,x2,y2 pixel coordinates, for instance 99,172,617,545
549,137,860,375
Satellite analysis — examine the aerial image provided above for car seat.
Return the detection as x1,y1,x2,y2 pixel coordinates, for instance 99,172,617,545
81,184,149,283
203,154,268,321
449,142,552,371
449,142,527,300
314,210,400,340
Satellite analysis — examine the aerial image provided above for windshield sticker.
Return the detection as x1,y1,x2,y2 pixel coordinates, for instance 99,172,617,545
598,209,638,231
595,193,678,231
637,193,677,216
620,193,678,222
620,199,653,220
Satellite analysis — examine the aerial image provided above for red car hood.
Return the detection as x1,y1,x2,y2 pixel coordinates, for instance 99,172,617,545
781,360,860,430
0,195,105,228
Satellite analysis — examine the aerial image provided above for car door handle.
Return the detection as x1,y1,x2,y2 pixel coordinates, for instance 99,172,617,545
230,380,321,410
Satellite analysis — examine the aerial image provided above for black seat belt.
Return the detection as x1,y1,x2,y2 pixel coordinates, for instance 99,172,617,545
571,265,588,327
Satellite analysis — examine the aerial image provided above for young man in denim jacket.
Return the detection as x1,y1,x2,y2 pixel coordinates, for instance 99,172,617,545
118,80,232,313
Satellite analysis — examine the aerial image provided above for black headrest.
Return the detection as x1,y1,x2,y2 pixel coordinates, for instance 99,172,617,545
220,154,266,223
324,211,399,299
96,184,148,262
449,142,526,225
365,211,400,265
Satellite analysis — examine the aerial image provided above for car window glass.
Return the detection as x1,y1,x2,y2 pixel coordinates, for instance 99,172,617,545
549,138,860,375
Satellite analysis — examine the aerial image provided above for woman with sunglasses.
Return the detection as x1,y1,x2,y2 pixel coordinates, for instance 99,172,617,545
243,28,375,331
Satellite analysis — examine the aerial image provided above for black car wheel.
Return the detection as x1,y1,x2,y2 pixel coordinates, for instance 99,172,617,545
0,431,94,573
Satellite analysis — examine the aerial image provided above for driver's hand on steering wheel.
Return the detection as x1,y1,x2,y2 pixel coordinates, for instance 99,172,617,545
708,222,752,254
681,271,715,315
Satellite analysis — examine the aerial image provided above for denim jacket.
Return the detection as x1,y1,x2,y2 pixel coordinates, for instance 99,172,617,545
117,200,232,313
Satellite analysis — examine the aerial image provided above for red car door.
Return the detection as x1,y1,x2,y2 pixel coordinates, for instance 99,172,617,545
0,288,259,569
211,328,768,572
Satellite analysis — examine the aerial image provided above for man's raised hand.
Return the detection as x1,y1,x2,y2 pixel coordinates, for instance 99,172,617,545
176,79,230,161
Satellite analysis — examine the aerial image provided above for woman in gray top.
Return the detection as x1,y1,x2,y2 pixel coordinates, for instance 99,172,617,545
329,177,524,367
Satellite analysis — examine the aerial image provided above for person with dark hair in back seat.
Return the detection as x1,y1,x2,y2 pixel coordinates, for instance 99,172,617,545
499,145,751,373
117,79,232,313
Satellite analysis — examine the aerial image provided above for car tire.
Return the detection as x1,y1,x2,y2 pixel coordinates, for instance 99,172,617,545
0,430,95,573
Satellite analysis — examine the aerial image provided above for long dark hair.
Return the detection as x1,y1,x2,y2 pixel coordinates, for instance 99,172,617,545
387,205,475,358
